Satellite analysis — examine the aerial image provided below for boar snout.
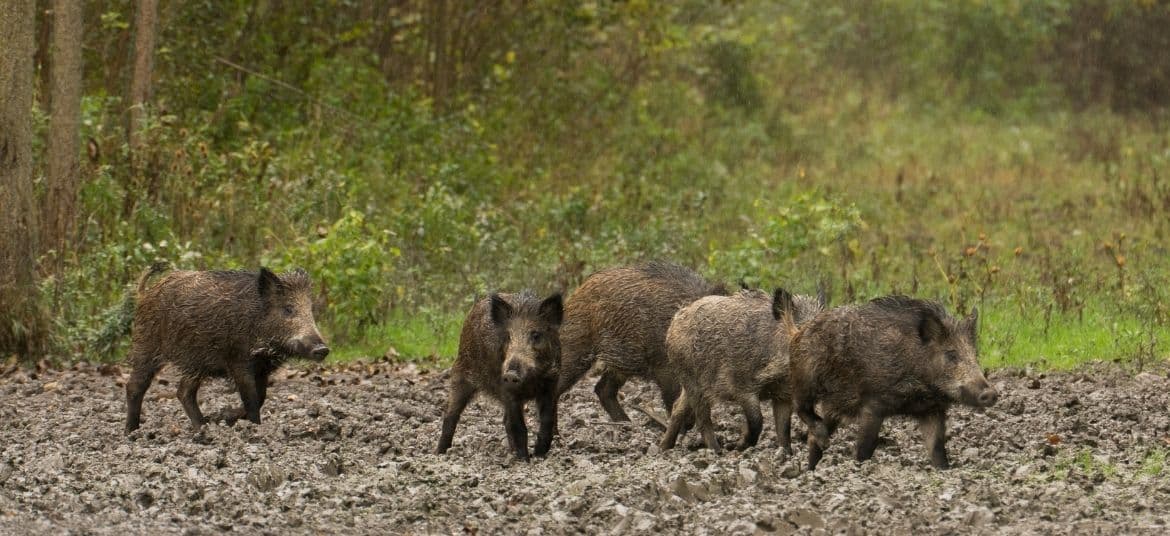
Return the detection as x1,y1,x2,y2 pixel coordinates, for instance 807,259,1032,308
977,385,999,406
502,360,526,386
962,380,999,407
287,331,328,360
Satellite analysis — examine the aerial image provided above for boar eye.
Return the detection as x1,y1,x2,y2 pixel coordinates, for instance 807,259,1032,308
945,350,960,363
528,331,542,345
282,305,294,317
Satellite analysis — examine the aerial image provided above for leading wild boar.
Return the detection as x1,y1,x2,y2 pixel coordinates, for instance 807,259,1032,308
125,264,329,433
789,296,998,469
437,291,564,461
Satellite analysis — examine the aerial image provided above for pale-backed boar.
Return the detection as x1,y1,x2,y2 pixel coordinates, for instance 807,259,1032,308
660,288,824,453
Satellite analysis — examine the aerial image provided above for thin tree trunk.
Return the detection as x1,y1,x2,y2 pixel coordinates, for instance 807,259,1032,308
43,0,83,259
33,0,50,110
0,0,49,359
428,0,450,110
126,0,158,164
122,0,158,218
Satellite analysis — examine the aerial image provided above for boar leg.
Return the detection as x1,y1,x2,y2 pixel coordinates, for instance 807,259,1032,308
733,394,764,451
807,415,839,470
593,370,631,422
224,364,274,425
177,376,205,428
692,395,721,453
436,377,476,454
656,375,683,422
795,391,830,468
771,397,793,455
854,407,885,462
533,387,557,458
503,397,530,461
124,360,160,433
252,360,275,409
555,343,595,398
659,390,692,450
918,409,950,469
229,364,263,425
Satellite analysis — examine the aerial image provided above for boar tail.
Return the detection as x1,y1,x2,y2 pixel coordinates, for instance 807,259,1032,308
770,287,800,339
781,307,801,340
136,261,170,295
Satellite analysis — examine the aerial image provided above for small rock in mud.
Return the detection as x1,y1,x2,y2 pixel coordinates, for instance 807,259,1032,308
787,508,824,528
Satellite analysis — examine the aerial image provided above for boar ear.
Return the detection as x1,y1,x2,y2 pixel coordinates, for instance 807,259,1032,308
258,267,282,298
816,280,830,309
917,309,947,344
538,293,564,326
489,294,513,326
772,287,794,321
963,307,979,341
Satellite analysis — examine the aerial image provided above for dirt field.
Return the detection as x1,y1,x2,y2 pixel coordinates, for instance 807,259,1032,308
1,359,1169,534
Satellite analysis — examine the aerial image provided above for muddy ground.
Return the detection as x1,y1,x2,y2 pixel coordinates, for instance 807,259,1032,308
1,360,1169,535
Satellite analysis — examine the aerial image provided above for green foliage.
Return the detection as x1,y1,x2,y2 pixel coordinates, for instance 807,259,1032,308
34,0,1170,367
709,192,863,291
262,210,394,344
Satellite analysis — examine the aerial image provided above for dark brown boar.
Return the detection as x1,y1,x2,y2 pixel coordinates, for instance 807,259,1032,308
436,291,564,461
659,288,825,454
789,296,999,470
124,264,329,433
556,261,727,422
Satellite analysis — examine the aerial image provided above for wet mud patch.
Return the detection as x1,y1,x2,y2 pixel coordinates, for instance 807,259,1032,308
2,361,1169,533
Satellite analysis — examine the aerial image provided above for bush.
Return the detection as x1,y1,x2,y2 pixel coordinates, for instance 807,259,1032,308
709,191,863,290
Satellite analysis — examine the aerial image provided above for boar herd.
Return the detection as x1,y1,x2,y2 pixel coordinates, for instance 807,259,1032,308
123,260,997,471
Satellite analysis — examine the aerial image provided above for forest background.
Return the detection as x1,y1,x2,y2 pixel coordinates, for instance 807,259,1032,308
1,0,1168,370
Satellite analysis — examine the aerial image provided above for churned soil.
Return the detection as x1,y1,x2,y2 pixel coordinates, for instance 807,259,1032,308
2,359,1169,534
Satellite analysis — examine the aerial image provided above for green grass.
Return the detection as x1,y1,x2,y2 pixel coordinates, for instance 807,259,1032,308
1047,447,1168,482
325,299,1170,369
328,309,462,367
1138,449,1167,478
982,303,1170,370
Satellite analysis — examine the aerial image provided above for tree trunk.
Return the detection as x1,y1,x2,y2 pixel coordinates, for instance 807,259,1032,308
427,0,451,110
33,0,50,110
0,0,49,359
42,0,83,259
126,0,158,163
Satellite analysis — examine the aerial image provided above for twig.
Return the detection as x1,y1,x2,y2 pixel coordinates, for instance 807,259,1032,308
212,56,367,125
588,420,636,427
631,404,669,429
